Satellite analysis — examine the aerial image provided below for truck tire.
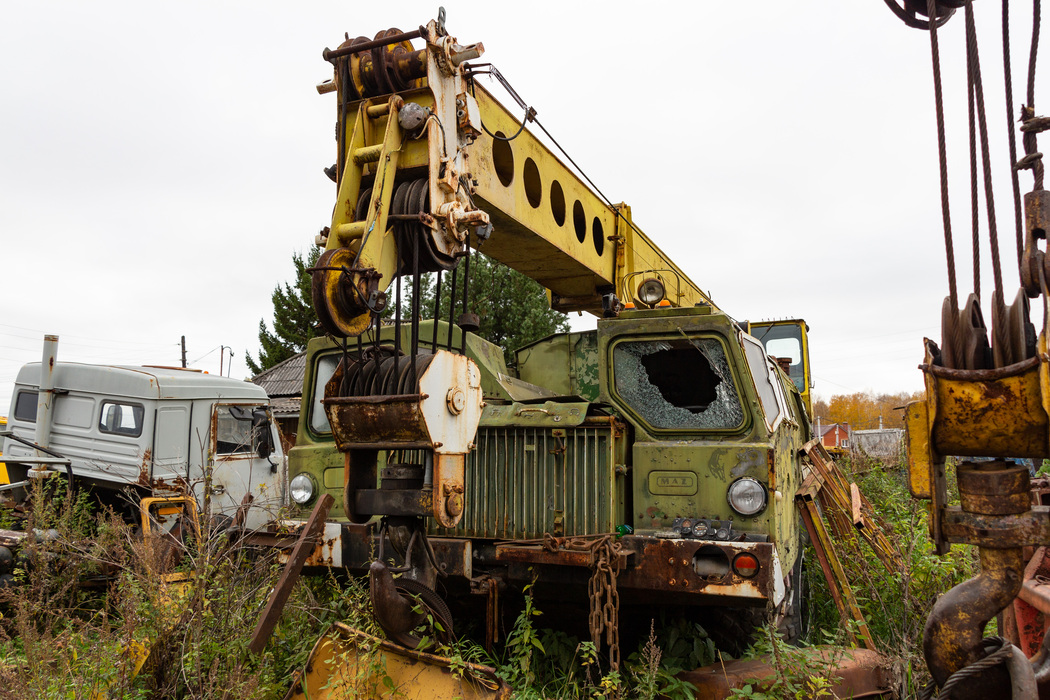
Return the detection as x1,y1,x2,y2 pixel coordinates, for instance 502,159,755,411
699,605,764,658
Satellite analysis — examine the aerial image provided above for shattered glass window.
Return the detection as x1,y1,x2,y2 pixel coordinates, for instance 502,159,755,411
612,338,745,430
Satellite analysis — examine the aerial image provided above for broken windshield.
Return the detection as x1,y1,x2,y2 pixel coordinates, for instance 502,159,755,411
612,337,745,431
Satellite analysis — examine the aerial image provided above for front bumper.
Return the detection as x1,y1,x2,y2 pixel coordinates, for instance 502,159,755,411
280,520,785,606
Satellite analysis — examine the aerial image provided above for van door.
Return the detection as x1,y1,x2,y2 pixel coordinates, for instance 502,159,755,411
206,403,282,530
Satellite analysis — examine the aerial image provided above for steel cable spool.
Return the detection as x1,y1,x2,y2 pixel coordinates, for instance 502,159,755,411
342,29,426,99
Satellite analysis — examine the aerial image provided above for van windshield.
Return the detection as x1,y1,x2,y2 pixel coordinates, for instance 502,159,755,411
612,337,744,430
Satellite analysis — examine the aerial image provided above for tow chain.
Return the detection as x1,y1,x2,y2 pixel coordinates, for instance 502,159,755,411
540,534,623,672
589,535,622,672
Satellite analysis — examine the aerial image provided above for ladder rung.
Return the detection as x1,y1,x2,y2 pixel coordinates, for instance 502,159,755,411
366,103,392,118
352,144,384,165
334,221,366,244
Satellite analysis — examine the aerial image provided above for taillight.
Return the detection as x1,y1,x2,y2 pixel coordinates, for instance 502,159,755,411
733,553,760,578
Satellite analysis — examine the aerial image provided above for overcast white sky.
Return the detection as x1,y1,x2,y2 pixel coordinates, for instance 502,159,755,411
1,1,1042,413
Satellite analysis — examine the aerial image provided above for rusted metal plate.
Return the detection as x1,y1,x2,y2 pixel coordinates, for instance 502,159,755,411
680,647,893,699
354,488,432,516
493,543,631,569
430,537,472,578
923,357,1050,459
616,536,776,601
1015,546,1050,657
325,394,431,450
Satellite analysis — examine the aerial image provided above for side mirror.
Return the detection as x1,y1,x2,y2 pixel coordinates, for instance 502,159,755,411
252,407,274,459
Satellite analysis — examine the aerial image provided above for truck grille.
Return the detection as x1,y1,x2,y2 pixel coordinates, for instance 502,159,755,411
435,419,624,540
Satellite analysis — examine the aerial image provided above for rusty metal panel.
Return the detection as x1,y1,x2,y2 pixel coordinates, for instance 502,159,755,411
681,647,893,700
924,357,1050,459
434,420,622,539
324,394,430,449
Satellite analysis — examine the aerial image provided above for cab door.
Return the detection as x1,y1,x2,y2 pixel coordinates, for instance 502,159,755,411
205,402,282,530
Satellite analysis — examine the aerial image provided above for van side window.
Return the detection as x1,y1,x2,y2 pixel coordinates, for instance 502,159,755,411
14,391,38,422
99,401,145,437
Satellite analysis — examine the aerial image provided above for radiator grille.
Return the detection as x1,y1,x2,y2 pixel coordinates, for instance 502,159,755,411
437,421,622,540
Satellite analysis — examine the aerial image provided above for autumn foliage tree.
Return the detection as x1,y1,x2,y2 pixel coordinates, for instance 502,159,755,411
812,391,923,431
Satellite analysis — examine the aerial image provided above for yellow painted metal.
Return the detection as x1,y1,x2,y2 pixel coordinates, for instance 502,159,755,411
904,400,932,499
465,85,714,313
0,416,6,481
286,623,511,700
325,95,406,335
924,357,1048,459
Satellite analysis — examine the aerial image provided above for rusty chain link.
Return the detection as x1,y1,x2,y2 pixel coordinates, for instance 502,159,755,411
534,533,623,672
587,535,622,673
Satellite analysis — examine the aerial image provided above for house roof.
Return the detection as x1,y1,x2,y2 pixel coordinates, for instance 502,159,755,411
251,352,306,398
817,423,849,437
269,395,303,417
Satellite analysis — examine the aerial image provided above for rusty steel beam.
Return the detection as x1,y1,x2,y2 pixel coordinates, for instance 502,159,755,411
323,29,424,60
248,494,333,657
493,543,630,569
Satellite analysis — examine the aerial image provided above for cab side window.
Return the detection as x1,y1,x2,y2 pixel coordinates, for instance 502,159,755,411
99,401,145,437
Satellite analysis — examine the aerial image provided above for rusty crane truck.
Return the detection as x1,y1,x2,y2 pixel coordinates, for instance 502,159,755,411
281,11,815,671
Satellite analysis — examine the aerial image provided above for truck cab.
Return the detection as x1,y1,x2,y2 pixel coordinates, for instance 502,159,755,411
286,306,810,625
3,362,285,531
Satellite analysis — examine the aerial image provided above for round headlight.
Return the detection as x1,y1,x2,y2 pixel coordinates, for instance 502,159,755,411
727,477,767,516
289,473,316,505
637,278,665,306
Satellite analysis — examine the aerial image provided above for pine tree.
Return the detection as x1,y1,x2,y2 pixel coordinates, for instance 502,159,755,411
246,248,320,375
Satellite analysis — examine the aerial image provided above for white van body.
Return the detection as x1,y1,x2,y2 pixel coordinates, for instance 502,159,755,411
3,363,285,531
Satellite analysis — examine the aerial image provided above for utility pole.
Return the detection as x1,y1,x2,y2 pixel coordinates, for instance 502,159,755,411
180,336,187,368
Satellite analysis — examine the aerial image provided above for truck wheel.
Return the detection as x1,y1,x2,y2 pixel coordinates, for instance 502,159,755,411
699,605,764,658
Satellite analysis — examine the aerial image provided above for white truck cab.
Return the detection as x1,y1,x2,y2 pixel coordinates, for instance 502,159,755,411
3,362,284,531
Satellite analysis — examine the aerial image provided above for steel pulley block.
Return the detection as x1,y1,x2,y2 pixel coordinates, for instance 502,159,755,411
883,0,959,29
338,29,427,101
323,350,481,453
940,293,991,371
921,350,1049,460
323,349,482,529
991,289,1037,368
311,247,375,337
391,178,459,274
